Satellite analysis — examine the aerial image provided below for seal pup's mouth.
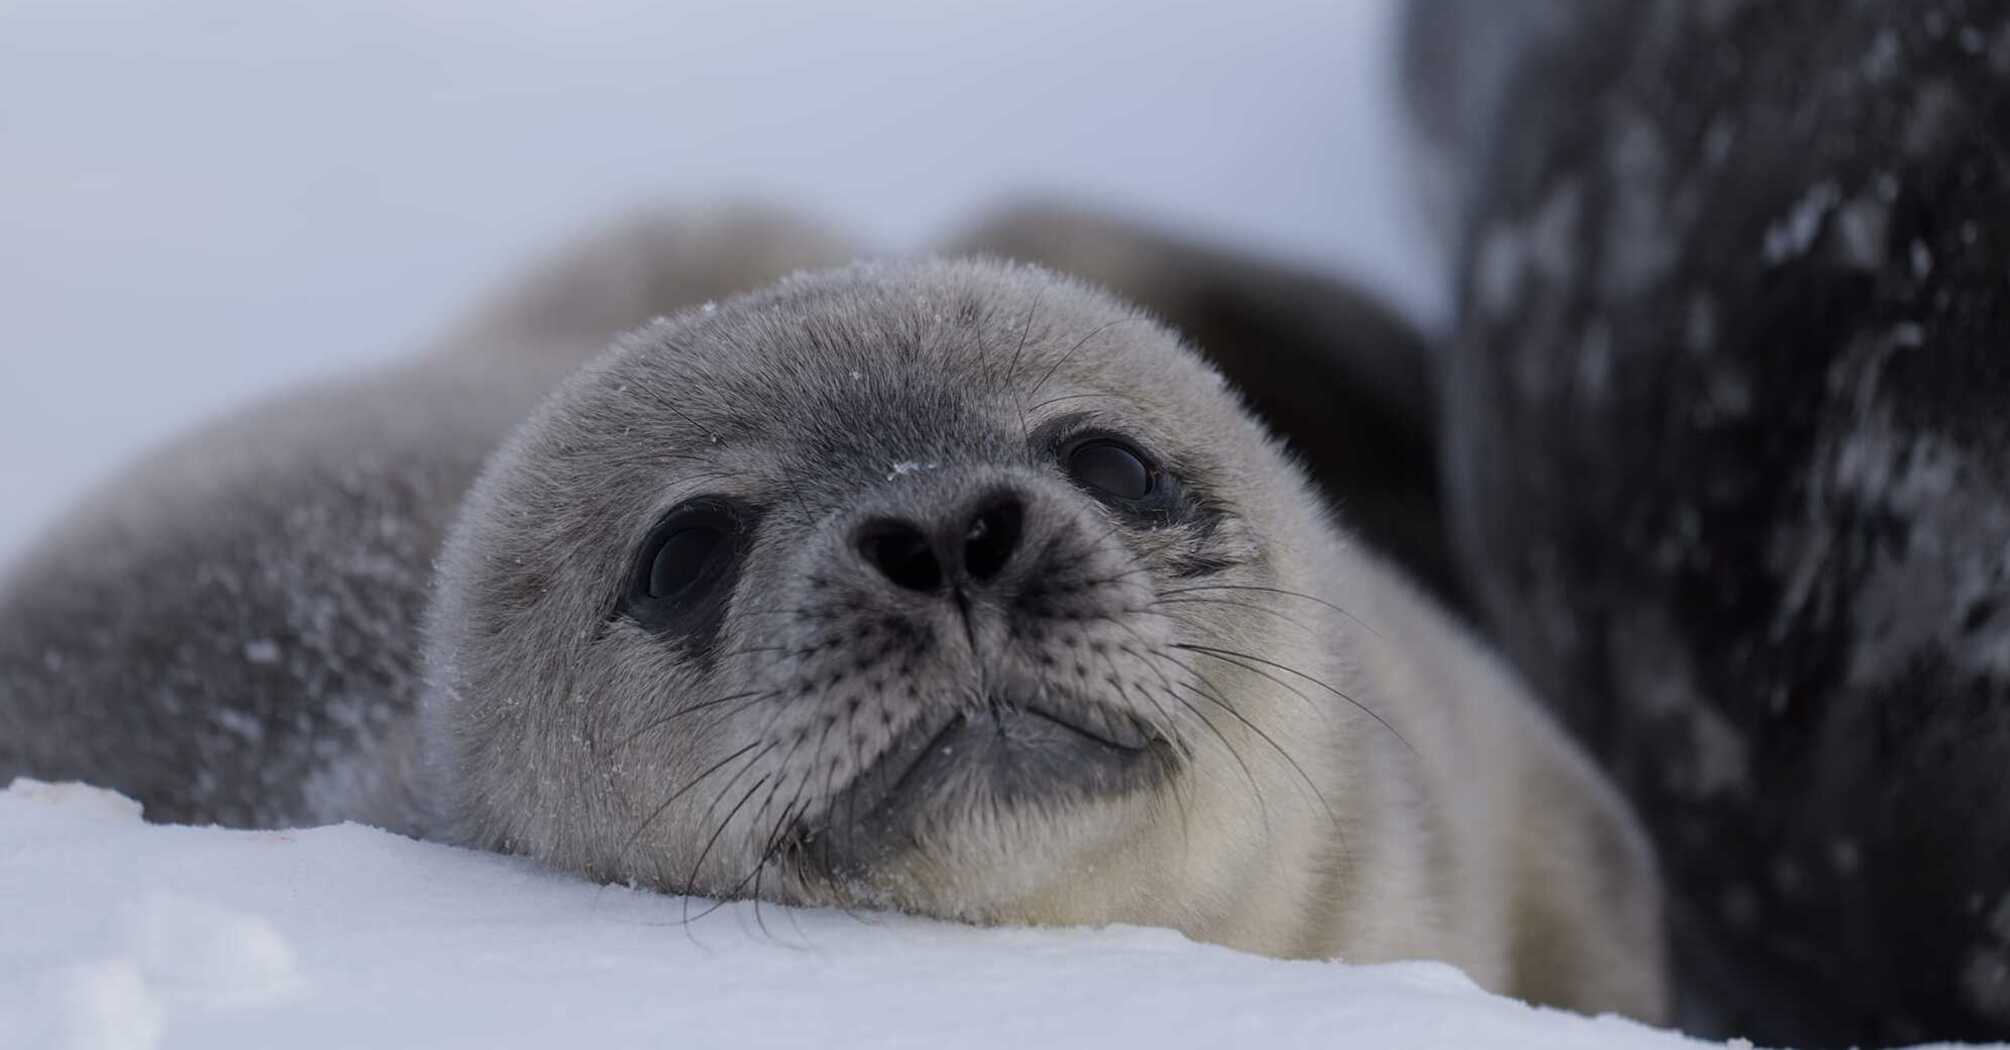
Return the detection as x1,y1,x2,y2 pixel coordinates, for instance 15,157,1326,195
795,689,1170,872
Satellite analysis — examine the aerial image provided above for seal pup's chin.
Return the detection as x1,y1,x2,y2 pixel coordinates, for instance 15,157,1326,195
801,689,1172,874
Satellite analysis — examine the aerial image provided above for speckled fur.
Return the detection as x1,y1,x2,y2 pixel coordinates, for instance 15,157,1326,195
1408,0,2010,1041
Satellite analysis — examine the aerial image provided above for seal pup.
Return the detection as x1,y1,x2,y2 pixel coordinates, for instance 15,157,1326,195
0,205,855,831
422,257,1668,1020
0,209,1666,1020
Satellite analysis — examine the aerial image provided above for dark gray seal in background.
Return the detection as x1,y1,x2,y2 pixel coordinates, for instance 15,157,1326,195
1407,0,2010,1043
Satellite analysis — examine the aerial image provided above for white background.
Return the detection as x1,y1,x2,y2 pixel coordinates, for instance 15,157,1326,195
0,0,1440,559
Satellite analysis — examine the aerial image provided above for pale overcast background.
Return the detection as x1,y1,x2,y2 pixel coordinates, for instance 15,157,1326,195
0,0,1438,560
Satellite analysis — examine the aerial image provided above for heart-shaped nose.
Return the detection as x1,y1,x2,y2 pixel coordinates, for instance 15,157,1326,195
854,492,1025,593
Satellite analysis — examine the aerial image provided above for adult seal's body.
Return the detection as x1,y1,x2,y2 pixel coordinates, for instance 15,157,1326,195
0,215,1667,1021
1406,1,2010,1042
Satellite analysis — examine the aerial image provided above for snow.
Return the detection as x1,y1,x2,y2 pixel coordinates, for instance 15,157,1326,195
1,780,1758,1050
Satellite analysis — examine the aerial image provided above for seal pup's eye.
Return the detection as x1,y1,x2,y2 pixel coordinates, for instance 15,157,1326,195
1065,438,1156,501
623,500,752,638
646,523,726,599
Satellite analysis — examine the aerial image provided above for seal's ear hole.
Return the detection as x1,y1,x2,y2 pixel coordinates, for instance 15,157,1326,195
623,499,753,636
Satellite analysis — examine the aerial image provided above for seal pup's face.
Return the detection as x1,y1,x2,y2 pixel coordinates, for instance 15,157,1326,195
426,260,1346,933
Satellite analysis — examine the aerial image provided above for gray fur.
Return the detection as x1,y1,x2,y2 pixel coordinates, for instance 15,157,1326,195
1,212,1666,1022
425,254,1667,1019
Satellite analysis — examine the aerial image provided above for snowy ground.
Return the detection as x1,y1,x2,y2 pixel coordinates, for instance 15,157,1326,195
0,780,1770,1050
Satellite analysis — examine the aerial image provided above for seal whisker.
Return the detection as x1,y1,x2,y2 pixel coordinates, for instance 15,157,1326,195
639,382,726,448
1024,390,1121,415
1161,669,1346,847
613,739,766,877
711,642,798,660
739,773,817,942
1149,679,1271,837
1072,605,1201,756
1006,287,1045,443
759,799,818,946
680,772,773,929
1172,642,1415,758
1156,584,1386,641
614,688,777,751
1027,317,1148,401
735,777,793,940
1146,605,1345,735
1149,595,1321,638
1106,674,1193,854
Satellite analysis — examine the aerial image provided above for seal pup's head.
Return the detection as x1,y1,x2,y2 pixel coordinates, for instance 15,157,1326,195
424,259,1361,937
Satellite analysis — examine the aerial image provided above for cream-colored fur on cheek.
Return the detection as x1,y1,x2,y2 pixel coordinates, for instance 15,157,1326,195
945,424,1672,1021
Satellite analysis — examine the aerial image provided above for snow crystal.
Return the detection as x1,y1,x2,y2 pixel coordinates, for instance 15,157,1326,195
886,461,938,480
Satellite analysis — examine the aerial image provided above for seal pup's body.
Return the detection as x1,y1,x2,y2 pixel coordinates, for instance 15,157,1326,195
0,213,1667,1021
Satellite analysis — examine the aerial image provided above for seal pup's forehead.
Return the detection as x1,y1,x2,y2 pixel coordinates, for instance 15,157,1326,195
563,258,1239,472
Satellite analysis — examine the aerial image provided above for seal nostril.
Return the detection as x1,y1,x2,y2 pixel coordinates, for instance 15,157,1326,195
963,495,1024,583
857,519,943,592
